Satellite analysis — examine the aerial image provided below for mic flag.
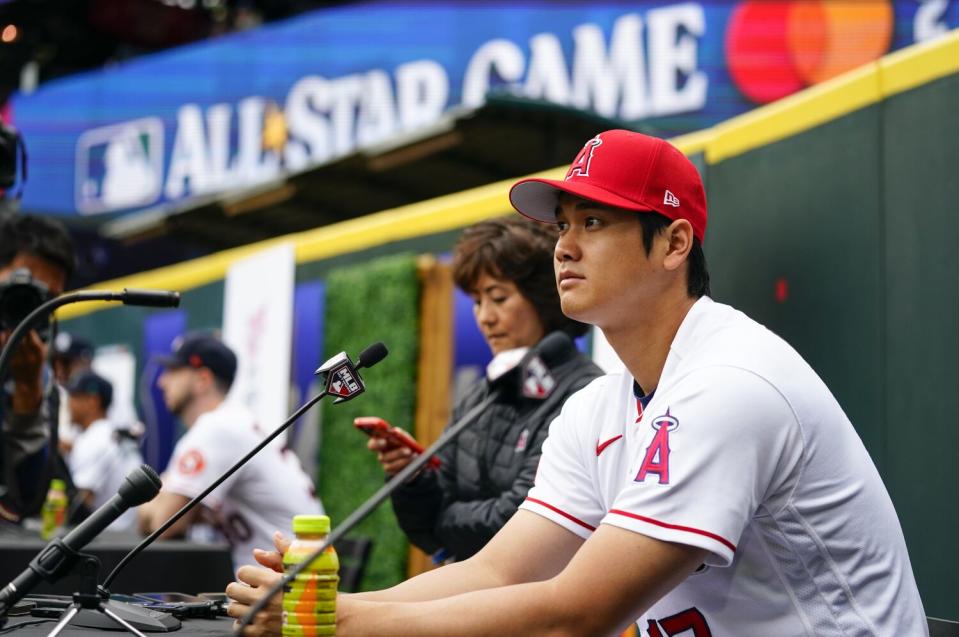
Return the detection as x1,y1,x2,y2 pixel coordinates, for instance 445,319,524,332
521,331,569,399
324,353,362,399
315,342,388,404
522,355,556,399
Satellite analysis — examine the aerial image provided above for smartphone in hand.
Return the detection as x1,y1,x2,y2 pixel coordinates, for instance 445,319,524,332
354,417,441,469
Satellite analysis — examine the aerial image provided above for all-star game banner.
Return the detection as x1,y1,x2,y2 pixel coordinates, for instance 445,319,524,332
8,0,958,219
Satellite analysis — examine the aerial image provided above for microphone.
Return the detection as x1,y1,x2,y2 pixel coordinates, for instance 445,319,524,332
0,288,181,383
100,342,389,591
356,342,388,369
119,289,181,308
236,332,572,633
315,342,387,404
0,465,161,616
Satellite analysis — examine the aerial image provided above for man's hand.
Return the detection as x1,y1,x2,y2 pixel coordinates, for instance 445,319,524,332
1,329,46,414
366,431,414,475
226,565,284,637
226,533,292,637
251,531,292,573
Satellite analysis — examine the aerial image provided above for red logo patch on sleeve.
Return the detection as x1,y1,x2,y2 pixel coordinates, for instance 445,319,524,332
177,449,206,476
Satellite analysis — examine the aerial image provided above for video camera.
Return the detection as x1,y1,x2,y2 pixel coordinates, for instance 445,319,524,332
0,268,52,341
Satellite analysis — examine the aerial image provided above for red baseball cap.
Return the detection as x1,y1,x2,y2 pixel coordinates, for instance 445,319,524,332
509,130,708,241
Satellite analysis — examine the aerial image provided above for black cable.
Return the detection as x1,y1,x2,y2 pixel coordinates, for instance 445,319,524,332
0,618,56,634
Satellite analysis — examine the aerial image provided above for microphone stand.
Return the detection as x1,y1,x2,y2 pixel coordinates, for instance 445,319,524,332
234,388,502,635
235,333,577,635
101,343,388,592
0,288,178,522
100,391,328,591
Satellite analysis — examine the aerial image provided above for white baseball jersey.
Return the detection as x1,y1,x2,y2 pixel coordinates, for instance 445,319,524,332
521,297,926,636
69,418,144,531
163,401,321,568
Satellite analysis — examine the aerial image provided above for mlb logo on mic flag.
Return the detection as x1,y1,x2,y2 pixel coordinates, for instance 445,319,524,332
75,117,164,214
522,356,555,399
326,362,361,399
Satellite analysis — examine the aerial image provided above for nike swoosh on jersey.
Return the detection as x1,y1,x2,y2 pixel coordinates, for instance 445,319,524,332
595,434,623,456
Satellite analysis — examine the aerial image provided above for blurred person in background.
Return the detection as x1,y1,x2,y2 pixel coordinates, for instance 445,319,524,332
51,333,94,387
138,332,321,569
51,332,94,455
366,217,603,562
65,370,142,529
0,213,75,521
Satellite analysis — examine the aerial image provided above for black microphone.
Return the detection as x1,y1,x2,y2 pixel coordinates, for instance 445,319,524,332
236,331,572,633
100,342,389,591
0,465,161,616
119,289,181,308
357,341,388,369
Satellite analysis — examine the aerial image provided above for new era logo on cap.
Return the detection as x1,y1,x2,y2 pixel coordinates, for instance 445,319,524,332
508,130,707,242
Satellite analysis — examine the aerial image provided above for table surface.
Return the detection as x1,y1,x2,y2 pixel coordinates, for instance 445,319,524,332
2,615,234,637
0,524,234,596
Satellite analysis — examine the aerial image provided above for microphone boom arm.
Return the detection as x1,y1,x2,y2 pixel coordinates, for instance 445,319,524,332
101,390,327,591
235,388,502,634
102,341,387,591
0,289,180,382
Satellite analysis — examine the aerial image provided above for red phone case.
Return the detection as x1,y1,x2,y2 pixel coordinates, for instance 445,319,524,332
354,417,441,468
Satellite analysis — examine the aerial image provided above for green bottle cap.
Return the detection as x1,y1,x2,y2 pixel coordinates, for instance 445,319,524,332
50,479,67,492
292,515,330,535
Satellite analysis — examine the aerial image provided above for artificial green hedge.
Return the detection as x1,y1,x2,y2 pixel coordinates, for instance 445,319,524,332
318,253,420,591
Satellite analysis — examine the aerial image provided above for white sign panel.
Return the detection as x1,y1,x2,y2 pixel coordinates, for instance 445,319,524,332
222,243,295,438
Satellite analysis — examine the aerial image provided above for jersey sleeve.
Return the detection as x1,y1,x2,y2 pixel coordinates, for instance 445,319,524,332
69,428,112,494
519,378,608,539
162,420,247,508
603,367,803,566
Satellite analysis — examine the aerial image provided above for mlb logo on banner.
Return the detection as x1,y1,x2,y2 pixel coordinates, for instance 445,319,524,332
75,117,164,214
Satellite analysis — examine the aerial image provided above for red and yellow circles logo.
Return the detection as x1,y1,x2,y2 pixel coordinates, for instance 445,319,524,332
726,1,893,104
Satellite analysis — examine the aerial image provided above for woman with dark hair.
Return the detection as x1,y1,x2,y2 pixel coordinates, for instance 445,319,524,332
368,217,603,562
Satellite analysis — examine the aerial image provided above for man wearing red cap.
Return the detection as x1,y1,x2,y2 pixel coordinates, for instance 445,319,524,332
230,131,926,636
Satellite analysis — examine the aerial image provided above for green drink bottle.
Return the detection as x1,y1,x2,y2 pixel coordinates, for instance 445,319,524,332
282,515,339,636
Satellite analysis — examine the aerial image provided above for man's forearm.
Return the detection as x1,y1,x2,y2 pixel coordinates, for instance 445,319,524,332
340,578,599,637
349,556,506,603
136,492,195,538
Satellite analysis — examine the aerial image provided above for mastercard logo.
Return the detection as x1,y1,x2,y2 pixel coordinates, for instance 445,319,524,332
726,1,893,104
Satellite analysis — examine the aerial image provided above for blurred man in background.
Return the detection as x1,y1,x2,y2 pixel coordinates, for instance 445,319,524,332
65,370,142,530
0,213,74,520
138,332,321,568
51,332,94,455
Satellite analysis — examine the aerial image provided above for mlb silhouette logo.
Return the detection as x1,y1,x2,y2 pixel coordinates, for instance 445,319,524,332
75,117,164,214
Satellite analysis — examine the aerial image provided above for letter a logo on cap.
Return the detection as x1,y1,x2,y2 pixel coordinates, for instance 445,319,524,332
664,190,680,207
565,136,603,180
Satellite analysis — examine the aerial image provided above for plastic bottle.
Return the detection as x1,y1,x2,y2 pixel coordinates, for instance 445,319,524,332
282,515,339,637
40,479,68,540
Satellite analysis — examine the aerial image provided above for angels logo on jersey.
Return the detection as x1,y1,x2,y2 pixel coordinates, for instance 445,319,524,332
645,607,711,636
177,449,206,476
635,409,678,485
326,363,361,398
